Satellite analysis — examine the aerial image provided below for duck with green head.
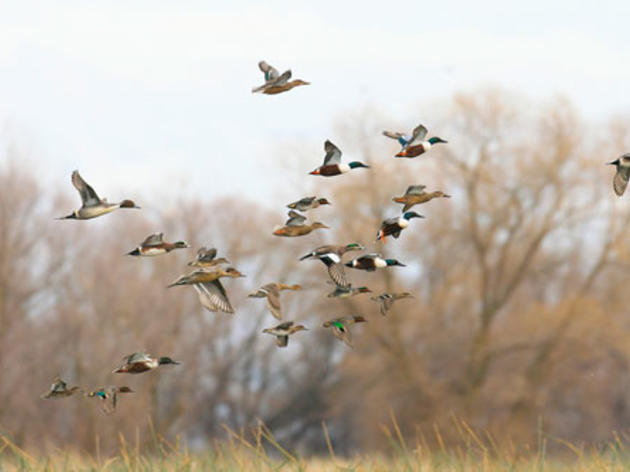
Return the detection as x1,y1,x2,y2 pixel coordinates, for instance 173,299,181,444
113,352,180,374
376,211,424,242
345,253,406,271
127,233,189,256
58,170,140,220
383,124,447,158
309,140,369,177
86,386,133,414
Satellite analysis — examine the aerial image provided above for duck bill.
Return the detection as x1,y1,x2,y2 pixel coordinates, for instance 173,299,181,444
309,169,320,175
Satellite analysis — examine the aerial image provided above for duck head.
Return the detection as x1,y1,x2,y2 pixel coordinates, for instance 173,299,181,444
345,243,364,251
174,241,190,249
349,161,370,169
158,357,180,366
403,211,424,220
317,198,331,205
385,259,406,267
428,137,448,145
119,200,141,209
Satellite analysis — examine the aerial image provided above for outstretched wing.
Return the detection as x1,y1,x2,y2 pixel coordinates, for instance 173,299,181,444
323,140,342,166
319,253,349,288
406,124,428,146
286,210,307,227
405,185,426,196
195,279,234,313
258,61,279,82
273,69,292,86
383,130,409,147
71,170,101,207
276,335,289,347
142,233,163,247
614,167,630,196
263,284,283,320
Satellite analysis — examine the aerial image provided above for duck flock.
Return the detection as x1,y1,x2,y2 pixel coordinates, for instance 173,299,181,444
41,60,630,414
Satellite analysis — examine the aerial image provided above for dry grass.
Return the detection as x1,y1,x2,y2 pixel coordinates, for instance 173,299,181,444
2,417,630,471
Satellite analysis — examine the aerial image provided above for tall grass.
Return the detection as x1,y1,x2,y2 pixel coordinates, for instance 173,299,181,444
2,416,630,471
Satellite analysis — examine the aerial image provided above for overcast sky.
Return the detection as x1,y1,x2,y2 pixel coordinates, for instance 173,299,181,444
0,1,628,209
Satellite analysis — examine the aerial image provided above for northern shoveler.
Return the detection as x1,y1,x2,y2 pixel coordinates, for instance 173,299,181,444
252,61,310,95
86,386,133,414
322,315,367,348
40,377,82,399
168,267,245,314
58,170,140,220
262,321,308,347
345,253,406,271
376,211,424,242
383,124,447,158
371,292,414,316
327,284,372,298
187,247,230,268
113,352,180,374
272,211,329,237
609,153,630,196
248,283,302,320
309,140,369,177
287,196,331,211
299,243,364,288
392,185,451,212
127,233,189,256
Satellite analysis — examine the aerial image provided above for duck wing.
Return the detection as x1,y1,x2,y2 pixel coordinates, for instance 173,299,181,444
319,253,350,288
71,170,101,207
142,233,164,247
195,279,234,313
263,284,283,320
406,124,428,147
197,247,218,263
405,185,426,196
258,60,279,82
286,211,307,227
276,335,289,347
614,166,630,196
323,140,342,166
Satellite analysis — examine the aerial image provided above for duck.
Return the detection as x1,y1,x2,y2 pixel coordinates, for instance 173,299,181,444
287,196,331,211
371,292,414,316
376,211,424,242
322,316,367,348
248,283,302,320
40,377,82,399
608,153,630,196
168,267,245,314
392,185,451,212
112,352,180,374
272,210,329,237
299,243,364,287
262,321,308,347
383,124,447,158
252,61,310,95
58,170,140,220
327,284,372,298
86,386,133,414
309,140,369,177
187,247,230,268
126,233,189,256
345,253,406,271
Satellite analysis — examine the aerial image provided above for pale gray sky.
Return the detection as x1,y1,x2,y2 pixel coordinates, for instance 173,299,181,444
0,0,628,208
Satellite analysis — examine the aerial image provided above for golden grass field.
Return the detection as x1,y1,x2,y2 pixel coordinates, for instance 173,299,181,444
3,417,630,471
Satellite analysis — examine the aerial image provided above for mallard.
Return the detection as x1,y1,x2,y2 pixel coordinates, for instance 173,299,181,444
187,247,230,268
287,196,331,211
113,352,180,374
376,211,424,242
383,124,447,158
299,243,364,287
608,153,630,196
58,170,140,219
392,185,451,212
322,315,367,348
168,267,245,314
251,61,309,95
345,253,406,271
86,386,133,414
248,283,302,320
309,140,369,176
327,284,372,298
371,292,414,316
127,233,189,256
40,377,82,399
272,210,329,237
262,321,308,347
